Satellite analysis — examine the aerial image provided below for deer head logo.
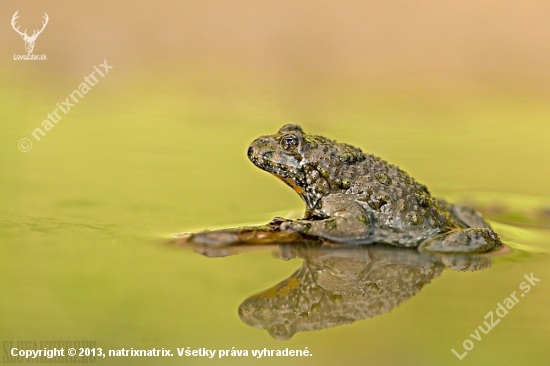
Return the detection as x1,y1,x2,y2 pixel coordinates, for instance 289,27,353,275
11,11,49,54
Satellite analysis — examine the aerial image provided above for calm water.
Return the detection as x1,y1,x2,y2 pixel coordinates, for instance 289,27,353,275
1,69,549,365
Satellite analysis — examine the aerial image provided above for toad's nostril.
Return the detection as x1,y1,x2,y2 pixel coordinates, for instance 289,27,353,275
247,146,254,157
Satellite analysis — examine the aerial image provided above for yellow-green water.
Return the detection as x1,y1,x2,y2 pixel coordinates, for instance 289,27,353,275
1,67,549,365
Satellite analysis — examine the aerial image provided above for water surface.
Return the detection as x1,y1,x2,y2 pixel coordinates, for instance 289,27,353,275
1,70,549,365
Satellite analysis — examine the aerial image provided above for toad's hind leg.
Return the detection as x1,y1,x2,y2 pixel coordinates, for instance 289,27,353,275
418,228,502,253
438,200,491,229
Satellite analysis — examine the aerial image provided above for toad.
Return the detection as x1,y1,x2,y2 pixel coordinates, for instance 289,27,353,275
247,125,501,253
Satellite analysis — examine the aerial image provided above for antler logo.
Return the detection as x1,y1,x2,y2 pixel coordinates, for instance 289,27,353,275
11,11,49,54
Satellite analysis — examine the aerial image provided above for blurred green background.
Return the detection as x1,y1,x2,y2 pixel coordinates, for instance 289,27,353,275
1,1,549,365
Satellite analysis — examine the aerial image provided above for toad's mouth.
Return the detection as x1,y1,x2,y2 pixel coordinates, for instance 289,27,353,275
247,147,276,172
247,150,296,178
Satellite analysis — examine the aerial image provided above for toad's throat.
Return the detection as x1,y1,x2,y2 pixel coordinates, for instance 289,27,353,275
273,174,318,210
273,174,306,195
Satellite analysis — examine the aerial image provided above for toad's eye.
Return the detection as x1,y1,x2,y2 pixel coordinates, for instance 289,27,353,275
280,134,300,152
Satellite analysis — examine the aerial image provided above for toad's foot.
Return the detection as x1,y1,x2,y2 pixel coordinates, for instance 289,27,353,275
418,228,501,254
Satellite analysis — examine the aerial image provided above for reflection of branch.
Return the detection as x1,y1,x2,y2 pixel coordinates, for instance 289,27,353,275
167,218,322,257
167,215,510,260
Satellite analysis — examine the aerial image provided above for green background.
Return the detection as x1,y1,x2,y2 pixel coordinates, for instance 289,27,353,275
1,2,549,365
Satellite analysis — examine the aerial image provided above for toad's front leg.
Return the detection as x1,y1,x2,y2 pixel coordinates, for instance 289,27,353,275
280,194,373,243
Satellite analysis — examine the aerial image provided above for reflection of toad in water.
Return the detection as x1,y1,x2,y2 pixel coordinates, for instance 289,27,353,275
238,244,491,340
